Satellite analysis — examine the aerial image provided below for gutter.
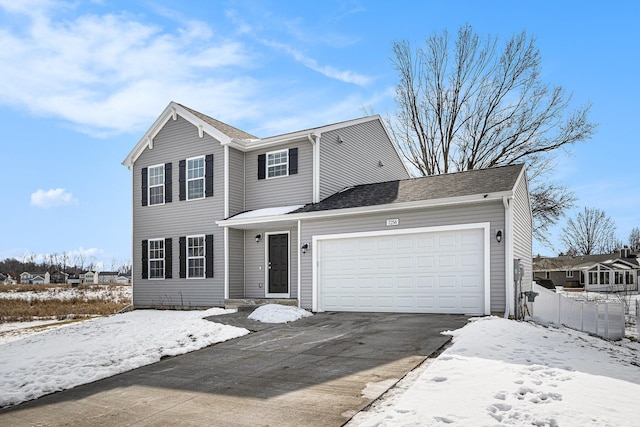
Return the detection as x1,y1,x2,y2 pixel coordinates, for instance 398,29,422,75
503,195,513,318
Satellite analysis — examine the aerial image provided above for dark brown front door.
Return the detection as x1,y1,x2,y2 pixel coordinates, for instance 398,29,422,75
268,233,288,294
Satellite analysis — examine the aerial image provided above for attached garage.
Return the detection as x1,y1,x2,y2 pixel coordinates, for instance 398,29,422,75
315,225,490,315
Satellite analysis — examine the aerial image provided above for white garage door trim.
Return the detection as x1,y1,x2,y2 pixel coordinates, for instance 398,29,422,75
312,222,491,314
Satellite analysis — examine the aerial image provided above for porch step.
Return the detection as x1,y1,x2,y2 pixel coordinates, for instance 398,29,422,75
224,298,299,311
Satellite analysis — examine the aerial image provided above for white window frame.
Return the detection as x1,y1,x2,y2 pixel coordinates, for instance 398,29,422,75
186,156,205,201
566,270,574,278
148,164,165,206
187,235,205,279
148,238,165,280
266,149,288,179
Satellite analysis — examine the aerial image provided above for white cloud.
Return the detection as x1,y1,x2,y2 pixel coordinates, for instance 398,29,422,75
0,2,254,136
30,188,77,208
261,40,373,86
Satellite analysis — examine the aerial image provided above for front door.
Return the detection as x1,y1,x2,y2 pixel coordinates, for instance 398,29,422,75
268,233,289,295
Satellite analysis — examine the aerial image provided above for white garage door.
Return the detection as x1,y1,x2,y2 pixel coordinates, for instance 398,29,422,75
317,227,486,314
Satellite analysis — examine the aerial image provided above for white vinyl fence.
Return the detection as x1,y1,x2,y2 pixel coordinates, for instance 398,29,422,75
528,282,625,341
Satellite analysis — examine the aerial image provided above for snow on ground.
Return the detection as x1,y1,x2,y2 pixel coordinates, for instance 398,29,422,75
348,316,640,427
0,285,131,302
0,308,248,408
248,303,313,323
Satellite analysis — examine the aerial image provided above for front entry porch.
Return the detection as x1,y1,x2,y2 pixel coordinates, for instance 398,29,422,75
224,298,299,310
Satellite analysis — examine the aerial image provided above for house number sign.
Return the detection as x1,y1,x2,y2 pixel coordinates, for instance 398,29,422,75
386,218,400,226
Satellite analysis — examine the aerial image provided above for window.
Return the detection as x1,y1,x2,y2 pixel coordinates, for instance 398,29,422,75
566,270,574,278
187,156,205,200
148,164,165,205
267,149,288,178
149,239,165,279
614,272,624,285
187,236,205,278
588,271,598,285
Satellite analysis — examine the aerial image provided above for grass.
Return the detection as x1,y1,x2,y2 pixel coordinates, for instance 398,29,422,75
0,284,131,323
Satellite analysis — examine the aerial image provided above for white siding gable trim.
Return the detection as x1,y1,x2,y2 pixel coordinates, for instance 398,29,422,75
311,223,492,314
123,101,231,168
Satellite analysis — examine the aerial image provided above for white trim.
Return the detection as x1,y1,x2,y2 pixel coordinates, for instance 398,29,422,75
223,145,229,218
297,220,302,308
216,192,512,228
224,227,229,299
312,222,491,314
265,148,289,179
503,196,514,318
265,231,291,298
185,156,206,201
122,101,233,168
185,235,206,279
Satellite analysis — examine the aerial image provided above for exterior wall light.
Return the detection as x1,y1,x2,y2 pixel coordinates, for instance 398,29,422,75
301,243,309,254
255,233,262,243
496,229,503,243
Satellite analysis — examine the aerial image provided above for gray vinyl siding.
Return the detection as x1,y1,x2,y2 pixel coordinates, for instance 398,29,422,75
132,116,225,308
299,201,506,312
228,147,245,217
245,141,313,211
512,172,533,293
319,120,410,200
228,228,245,298
243,227,298,299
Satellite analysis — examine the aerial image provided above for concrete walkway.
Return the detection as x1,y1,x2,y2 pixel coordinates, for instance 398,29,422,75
0,312,469,426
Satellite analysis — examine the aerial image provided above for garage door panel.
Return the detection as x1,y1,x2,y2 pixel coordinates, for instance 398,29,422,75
318,227,485,314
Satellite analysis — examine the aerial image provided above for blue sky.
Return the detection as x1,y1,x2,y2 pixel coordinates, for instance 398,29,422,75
0,0,638,268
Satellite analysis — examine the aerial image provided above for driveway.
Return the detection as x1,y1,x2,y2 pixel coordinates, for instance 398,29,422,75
0,311,469,426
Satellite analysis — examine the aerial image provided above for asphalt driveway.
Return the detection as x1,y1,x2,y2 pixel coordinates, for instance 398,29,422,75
0,311,469,426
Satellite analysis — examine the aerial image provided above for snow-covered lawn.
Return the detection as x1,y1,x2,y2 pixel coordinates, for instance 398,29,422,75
349,316,640,427
0,284,131,302
0,308,248,408
2,306,640,426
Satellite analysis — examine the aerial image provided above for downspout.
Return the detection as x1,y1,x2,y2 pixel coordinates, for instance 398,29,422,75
223,145,230,301
503,196,513,318
307,132,320,203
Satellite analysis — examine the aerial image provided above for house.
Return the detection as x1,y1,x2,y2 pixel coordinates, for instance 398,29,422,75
123,102,533,317
115,275,131,285
98,271,119,283
19,272,50,285
80,271,98,285
50,271,69,284
1,274,16,285
533,248,639,292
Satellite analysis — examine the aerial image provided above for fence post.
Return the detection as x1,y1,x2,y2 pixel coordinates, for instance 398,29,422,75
604,304,609,340
595,303,599,337
557,292,561,325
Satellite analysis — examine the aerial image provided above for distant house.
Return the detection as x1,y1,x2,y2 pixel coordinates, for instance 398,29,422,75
115,275,131,285
80,271,98,285
50,271,69,284
0,274,16,285
533,248,639,291
19,272,50,285
67,274,81,286
98,271,119,283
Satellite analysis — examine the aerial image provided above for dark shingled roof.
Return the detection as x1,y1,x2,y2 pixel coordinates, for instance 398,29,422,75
533,252,639,271
294,164,524,213
178,104,258,140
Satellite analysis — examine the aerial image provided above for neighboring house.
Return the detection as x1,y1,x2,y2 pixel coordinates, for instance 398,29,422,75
67,274,81,286
98,271,119,283
19,272,50,285
80,271,98,285
50,271,69,284
533,249,639,292
123,101,533,317
115,275,131,284
0,274,15,285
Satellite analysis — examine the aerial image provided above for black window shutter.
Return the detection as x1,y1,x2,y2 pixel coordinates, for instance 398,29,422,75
289,147,298,175
141,240,148,279
179,236,186,278
205,234,214,278
205,154,214,197
165,238,172,279
179,160,186,201
257,154,266,180
164,163,172,203
141,167,148,206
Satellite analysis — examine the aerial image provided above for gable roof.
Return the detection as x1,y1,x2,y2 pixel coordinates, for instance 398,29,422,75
294,164,525,213
534,252,640,271
177,104,257,140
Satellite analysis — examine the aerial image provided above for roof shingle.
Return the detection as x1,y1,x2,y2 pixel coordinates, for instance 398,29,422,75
178,104,257,140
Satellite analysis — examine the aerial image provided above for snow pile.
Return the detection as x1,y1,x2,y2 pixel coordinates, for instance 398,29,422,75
349,317,640,427
248,304,312,323
0,308,248,408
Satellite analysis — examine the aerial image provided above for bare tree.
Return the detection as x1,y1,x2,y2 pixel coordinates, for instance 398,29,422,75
629,227,640,251
389,24,596,245
561,207,618,255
